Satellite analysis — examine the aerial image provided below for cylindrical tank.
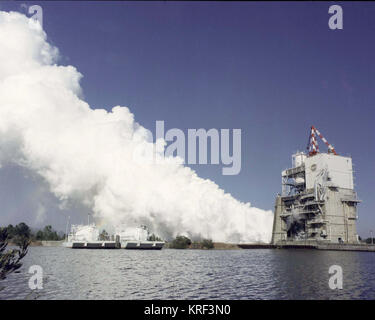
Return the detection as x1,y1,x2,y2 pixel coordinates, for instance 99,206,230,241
292,152,306,168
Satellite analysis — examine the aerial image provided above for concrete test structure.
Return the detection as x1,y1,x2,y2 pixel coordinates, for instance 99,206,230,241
272,126,360,245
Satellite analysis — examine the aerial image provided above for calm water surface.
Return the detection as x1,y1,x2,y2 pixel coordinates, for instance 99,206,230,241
1,247,375,299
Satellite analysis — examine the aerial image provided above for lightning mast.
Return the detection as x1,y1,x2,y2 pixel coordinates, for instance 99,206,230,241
307,125,337,156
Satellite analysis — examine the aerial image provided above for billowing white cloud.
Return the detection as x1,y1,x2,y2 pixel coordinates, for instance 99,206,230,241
0,11,273,243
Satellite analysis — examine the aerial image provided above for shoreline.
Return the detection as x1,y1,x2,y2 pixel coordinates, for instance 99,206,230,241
9,241,375,252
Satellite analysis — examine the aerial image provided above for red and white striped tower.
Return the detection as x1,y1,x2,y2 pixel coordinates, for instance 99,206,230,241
307,126,337,156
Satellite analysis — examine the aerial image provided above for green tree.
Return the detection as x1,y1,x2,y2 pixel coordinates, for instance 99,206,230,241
169,235,191,249
201,239,214,249
0,228,29,283
34,225,61,241
6,225,15,239
14,223,31,239
42,225,59,240
35,230,44,241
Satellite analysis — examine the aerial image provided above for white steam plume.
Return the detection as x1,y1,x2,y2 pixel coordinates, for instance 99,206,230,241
0,11,273,243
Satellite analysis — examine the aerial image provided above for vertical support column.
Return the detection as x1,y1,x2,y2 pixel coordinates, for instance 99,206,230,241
271,195,286,244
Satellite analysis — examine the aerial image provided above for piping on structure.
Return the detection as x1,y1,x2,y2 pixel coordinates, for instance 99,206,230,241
271,126,360,245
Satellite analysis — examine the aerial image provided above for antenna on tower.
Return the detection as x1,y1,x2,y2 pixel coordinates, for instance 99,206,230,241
307,125,337,156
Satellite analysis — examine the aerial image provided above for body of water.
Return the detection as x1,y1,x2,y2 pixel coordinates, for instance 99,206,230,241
1,247,375,299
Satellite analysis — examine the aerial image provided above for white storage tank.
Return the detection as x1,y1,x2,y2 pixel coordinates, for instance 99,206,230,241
69,224,99,242
116,225,148,241
292,152,306,168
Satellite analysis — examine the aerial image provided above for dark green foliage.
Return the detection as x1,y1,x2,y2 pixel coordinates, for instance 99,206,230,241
169,235,192,249
201,239,214,249
147,233,162,241
2,223,32,242
169,236,214,249
35,225,60,241
5,225,15,238
2,223,63,241
190,239,214,249
0,228,29,282
14,223,31,239
35,230,44,240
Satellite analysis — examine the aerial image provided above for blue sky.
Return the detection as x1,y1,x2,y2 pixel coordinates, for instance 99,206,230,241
0,1,374,237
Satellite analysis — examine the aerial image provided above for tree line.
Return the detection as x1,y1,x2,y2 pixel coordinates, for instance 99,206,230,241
168,235,214,249
1,223,65,242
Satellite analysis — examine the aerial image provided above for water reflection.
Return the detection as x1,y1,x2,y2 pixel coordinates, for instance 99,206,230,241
0,247,374,300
